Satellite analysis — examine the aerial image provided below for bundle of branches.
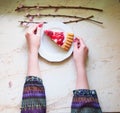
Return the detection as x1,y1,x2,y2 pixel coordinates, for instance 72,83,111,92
15,4,103,26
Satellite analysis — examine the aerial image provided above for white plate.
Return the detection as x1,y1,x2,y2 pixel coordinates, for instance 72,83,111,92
39,21,74,62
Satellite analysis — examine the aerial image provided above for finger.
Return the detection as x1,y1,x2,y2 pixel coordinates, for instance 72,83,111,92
73,37,79,42
36,27,40,36
36,24,43,36
32,25,38,34
74,41,78,50
74,38,80,50
79,38,86,46
86,47,89,53
27,24,35,31
38,23,43,28
28,24,37,34
34,23,43,35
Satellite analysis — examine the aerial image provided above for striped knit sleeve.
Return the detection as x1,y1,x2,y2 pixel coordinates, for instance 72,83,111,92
71,89,102,113
21,76,46,113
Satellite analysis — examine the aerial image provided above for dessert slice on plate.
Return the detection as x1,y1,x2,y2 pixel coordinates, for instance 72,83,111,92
44,30,74,51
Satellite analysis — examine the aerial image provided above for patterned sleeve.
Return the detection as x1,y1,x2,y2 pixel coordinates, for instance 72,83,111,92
21,76,46,113
71,89,102,113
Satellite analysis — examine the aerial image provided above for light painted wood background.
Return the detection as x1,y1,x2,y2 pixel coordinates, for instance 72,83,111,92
0,0,120,112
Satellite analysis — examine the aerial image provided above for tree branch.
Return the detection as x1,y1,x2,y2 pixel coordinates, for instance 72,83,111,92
19,15,103,27
25,13,92,19
63,16,93,24
25,13,103,24
15,5,103,12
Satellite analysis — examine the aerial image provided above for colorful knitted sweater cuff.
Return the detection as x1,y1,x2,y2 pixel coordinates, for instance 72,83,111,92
21,76,46,113
72,89,101,109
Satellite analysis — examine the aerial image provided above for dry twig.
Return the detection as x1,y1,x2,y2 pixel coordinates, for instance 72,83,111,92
15,5,103,12
19,15,103,27
26,13,91,19
25,14,103,24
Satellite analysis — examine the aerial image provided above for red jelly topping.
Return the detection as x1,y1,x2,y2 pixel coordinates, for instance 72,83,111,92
44,30,65,46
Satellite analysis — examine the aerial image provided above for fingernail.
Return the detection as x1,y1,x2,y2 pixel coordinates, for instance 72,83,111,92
74,37,79,42
73,38,77,42
38,23,43,28
34,29,37,34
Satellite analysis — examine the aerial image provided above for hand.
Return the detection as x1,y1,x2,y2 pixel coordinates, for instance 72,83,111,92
25,24,43,53
73,38,88,68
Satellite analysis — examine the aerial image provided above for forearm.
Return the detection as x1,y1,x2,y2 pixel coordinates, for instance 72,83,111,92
27,51,40,76
75,63,89,89
72,64,102,112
